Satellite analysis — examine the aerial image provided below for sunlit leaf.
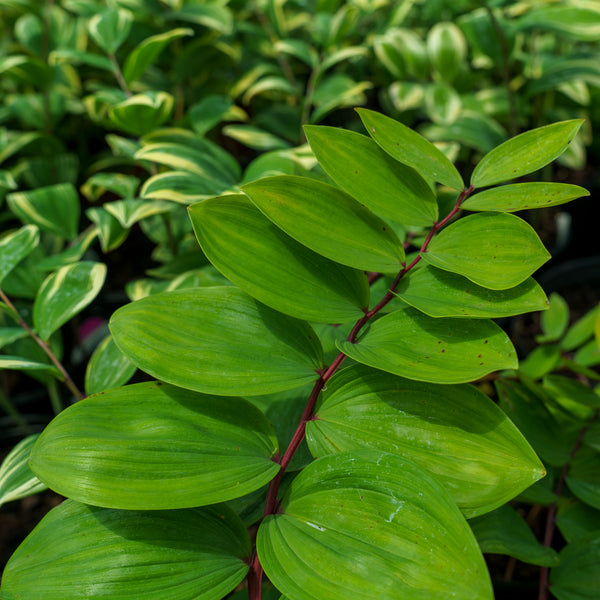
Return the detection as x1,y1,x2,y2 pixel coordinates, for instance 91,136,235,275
84,334,136,395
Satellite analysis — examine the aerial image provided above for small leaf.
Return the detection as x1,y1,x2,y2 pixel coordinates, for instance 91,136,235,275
539,292,570,342
0,434,47,506
0,328,29,350
471,120,584,188
81,172,140,202
427,22,467,83
0,225,39,285
566,449,600,510
543,375,600,409
258,450,493,600
189,194,369,323
462,182,589,212
104,198,172,228
556,500,600,544
109,91,174,137
422,212,550,290
109,287,324,396
338,307,517,384
357,108,464,190
243,176,405,272
222,125,290,151
304,125,437,227
84,334,136,396
88,8,132,55
519,344,562,380
562,306,598,351
140,171,228,203
0,499,250,600
86,207,129,252
189,95,235,136
0,356,61,378
33,262,107,341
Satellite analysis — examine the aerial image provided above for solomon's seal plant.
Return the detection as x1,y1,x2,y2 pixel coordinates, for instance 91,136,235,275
0,110,591,600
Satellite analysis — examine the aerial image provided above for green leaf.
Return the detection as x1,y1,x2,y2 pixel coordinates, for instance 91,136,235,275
550,532,600,600
543,375,600,410
307,365,544,517
0,434,47,506
0,356,61,378
104,198,173,228
88,8,132,54
0,328,29,350
36,227,99,272
471,120,584,188
258,450,493,600
516,6,600,41
470,504,559,566
33,262,107,341
140,171,229,203
109,287,324,396
562,306,598,351
86,207,129,252
519,344,562,379
0,224,39,285
462,183,590,212
338,307,517,384
6,183,80,240
426,22,467,83
81,172,141,202
557,500,600,544
357,108,464,190
30,382,279,509
243,176,405,272
0,500,250,600
395,264,549,318
109,92,174,137
189,194,368,323
422,212,550,290
304,125,437,227
539,292,570,342
566,449,600,510
84,334,136,396
123,27,193,84
223,125,290,151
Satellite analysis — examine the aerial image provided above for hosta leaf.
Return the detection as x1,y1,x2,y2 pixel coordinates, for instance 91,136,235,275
307,364,544,517
303,125,437,227
88,8,132,54
109,287,324,396
357,108,464,190
395,264,548,318
242,176,405,272
0,224,39,284
84,334,136,395
33,262,107,341
189,194,369,323
30,382,279,509
0,500,250,600
471,120,583,188
0,434,47,506
469,505,559,566
6,183,80,240
258,450,493,600
462,182,589,212
338,307,517,384
422,212,550,290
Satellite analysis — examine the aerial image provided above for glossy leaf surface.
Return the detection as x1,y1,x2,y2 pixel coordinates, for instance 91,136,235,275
84,334,136,396
33,262,107,341
243,177,405,272
30,382,279,509
258,450,493,600
422,213,550,290
395,265,548,318
304,125,437,226
110,287,324,396
471,120,583,188
0,434,46,506
338,307,517,384
189,194,369,323
357,108,464,189
0,500,250,600
0,224,39,284
307,365,544,517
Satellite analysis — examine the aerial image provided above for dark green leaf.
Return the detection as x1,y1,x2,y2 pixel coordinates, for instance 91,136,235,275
88,8,132,54
557,500,600,544
0,225,39,285
566,448,600,510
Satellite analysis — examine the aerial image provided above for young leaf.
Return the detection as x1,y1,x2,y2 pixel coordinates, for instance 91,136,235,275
33,262,107,341
189,194,369,323
0,224,39,285
30,382,279,509
88,8,133,55
422,212,551,290
84,334,136,396
258,450,493,600
303,125,438,227
242,176,405,272
395,264,549,318
307,365,544,517
356,108,464,190
0,500,250,600
338,307,517,384
471,120,584,188
109,287,324,396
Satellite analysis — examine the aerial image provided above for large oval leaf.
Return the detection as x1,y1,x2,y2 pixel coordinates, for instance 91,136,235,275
421,212,550,290
307,364,544,517
258,450,493,600
357,108,464,190
0,224,39,285
395,264,549,318
303,125,438,226
189,194,369,323
0,499,250,600
471,120,583,188
33,261,107,341
109,287,324,396
30,382,279,509
242,177,405,272
338,307,517,384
